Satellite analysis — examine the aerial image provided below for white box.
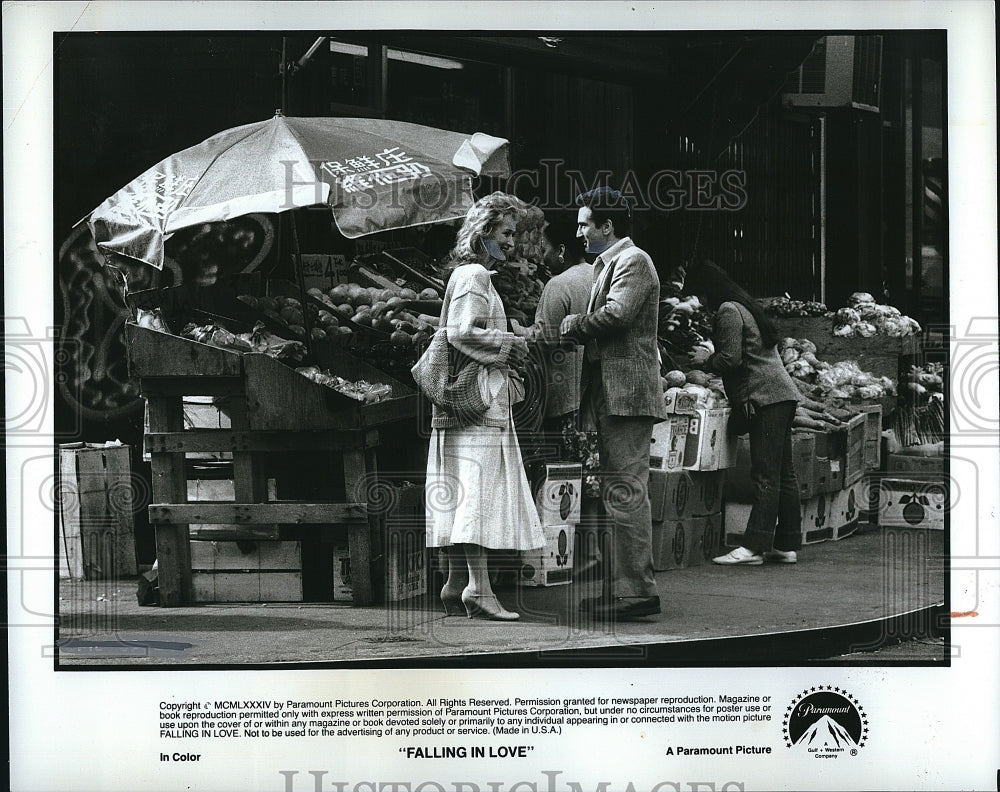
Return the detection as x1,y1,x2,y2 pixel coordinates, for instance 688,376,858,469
800,492,835,544
682,408,738,471
875,477,946,530
664,388,699,414
385,531,428,601
534,463,582,525
332,544,353,601
519,524,574,586
650,415,689,471
829,479,866,538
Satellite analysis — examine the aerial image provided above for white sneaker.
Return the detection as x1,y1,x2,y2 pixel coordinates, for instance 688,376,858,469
764,549,798,564
712,547,763,566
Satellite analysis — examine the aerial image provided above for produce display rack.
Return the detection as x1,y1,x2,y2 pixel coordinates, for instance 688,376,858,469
772,317,922,384
126,322,417,606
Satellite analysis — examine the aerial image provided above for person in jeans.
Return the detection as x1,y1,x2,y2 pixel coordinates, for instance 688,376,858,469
686,261,802,565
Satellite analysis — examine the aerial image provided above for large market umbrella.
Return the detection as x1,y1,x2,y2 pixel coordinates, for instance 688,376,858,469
85,112,510,270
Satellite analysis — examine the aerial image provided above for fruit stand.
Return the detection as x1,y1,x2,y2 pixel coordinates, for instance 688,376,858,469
127,290,418,606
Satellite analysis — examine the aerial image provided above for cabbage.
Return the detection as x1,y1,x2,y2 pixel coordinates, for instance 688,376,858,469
833,324,854,337
781,347,801,364
835,307,861,325
799,339,817,355
848,292,876,306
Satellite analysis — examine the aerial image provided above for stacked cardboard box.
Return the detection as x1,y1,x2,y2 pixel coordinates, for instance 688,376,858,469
519,463,582,586
650,469,726,570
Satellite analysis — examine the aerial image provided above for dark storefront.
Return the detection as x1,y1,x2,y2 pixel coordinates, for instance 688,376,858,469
55,30,946,440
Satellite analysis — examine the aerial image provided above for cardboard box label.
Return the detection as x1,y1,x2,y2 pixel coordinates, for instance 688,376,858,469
653,518,706,571
690,470,726,516
650,415,689,471
682,408,737,471
519,524,574,586
664,389,699,414
800,492,834,544
875,478,946,530
829,480,865,535
534,463,582,525
649,470,692,521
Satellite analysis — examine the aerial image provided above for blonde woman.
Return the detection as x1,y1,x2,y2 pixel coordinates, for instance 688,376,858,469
425,192,544,620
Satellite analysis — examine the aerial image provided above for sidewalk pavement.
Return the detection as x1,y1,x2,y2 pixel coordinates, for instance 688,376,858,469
54,527,946,667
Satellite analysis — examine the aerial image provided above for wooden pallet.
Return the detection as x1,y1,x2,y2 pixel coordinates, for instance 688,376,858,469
126,322,418,606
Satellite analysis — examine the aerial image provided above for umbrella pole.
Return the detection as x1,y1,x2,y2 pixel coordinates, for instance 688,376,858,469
289,212,315,358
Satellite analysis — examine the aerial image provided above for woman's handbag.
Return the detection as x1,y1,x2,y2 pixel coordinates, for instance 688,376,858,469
410,328,490,421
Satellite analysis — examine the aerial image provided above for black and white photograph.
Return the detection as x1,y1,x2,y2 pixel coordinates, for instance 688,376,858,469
5,2,998,790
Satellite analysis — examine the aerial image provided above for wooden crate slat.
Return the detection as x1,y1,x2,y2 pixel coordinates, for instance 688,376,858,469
127,323,244,378
149,502,369,525
189,540,301,571
243,353,415,432
146,397,192,606
146,428,378,454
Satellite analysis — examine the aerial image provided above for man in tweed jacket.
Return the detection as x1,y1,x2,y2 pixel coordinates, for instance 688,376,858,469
561,187,667,620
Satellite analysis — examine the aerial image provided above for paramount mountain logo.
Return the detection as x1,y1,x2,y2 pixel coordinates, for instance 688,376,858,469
783,687,867,758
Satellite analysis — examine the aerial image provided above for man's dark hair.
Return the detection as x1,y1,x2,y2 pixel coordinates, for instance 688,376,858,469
541,216,586,265
575,186,632,238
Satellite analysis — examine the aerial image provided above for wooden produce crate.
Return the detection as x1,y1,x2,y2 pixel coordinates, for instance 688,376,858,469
841,413,868,486
190,540,303,602
126,322,417,607
59,443,139,580
773,317,921,383
856,404,884,470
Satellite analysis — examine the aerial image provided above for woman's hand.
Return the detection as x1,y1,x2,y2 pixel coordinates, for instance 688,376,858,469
508,336,529,366
509,318,529,338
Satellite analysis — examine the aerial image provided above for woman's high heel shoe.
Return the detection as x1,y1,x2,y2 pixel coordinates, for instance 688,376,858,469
440,585,465,616
461,590,519,621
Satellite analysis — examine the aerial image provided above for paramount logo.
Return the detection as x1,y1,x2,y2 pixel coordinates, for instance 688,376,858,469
795,715,857,750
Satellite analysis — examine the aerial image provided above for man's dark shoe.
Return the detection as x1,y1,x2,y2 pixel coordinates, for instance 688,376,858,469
578,594,610,614
593,596,661,620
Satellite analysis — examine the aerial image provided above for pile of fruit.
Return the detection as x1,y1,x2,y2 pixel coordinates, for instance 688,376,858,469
832,292,921,338
660,368,729,409
765,295,829,317
294,365,394,404
179,321,305,361
658,295,715,367
238,283,440,353
780,337,896,402
314,283,439,350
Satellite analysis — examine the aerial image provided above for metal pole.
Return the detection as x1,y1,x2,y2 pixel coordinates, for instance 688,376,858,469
290,212,315,358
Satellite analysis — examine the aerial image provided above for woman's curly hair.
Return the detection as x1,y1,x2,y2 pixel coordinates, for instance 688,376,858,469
448,191,527,267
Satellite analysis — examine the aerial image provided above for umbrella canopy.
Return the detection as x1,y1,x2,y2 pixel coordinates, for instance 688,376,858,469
86,114,510,269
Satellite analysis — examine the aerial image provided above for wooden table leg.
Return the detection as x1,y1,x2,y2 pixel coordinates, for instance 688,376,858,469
342,446,376,605
146,395,192,606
